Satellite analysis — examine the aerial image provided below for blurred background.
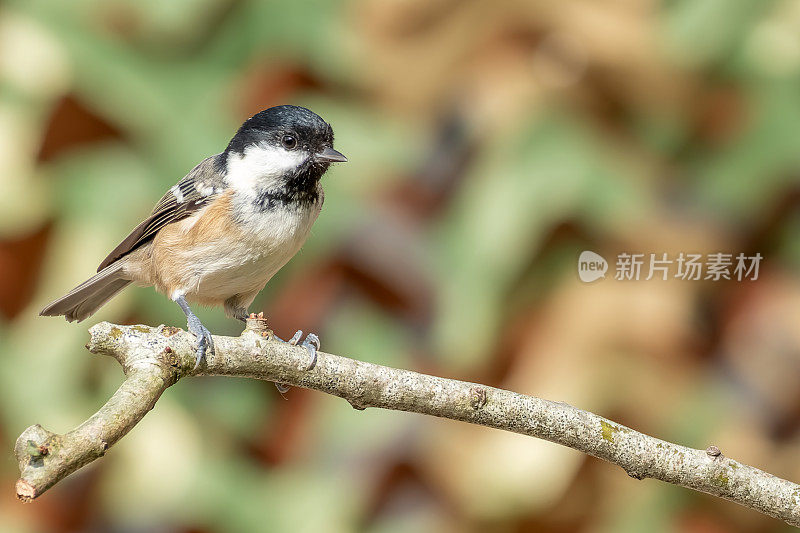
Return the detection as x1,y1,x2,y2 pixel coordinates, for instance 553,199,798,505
2,0,800,531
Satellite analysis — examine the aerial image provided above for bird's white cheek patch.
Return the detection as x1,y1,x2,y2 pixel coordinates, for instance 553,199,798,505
225,143,307,193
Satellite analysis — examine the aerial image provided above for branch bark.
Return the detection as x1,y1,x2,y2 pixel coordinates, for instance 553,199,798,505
14,319,800,525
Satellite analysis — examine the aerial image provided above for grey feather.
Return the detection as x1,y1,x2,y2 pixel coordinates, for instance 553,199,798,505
41,154,227,322
97,154,227,271
40,262,131,322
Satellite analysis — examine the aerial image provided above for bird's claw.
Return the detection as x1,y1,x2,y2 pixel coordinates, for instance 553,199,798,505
268,329,320,393
289,330,320,371
187,314,214,369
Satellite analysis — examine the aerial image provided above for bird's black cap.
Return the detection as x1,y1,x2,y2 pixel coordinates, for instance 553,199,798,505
225,105,335,156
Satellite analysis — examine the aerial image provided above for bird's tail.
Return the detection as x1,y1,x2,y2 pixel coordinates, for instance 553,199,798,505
40,262,132,322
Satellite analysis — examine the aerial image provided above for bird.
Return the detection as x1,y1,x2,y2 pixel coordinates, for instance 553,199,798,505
40,105,347,370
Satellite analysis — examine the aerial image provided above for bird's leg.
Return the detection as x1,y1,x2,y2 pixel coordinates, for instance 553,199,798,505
276,330,320,371
174,295,214,369
232,302,319,392
268,330,320,394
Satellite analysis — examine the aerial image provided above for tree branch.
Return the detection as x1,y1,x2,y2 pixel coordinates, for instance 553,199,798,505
14,318,800,525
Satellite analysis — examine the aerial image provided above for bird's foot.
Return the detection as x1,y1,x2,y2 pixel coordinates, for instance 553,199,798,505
288,330,320,371
271,330,320,394
187,313,214,369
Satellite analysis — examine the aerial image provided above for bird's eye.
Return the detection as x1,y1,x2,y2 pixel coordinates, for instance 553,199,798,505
281,135,297,149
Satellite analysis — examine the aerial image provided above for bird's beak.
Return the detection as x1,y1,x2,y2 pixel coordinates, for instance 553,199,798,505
315,147,348,163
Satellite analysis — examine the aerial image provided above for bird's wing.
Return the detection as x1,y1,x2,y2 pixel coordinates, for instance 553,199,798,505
97,154,227,271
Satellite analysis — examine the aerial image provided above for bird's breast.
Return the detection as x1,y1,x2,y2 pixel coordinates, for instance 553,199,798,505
147,189,323,302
